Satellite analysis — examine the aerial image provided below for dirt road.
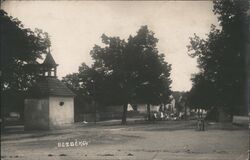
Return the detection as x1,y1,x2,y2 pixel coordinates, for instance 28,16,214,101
1,120,249,160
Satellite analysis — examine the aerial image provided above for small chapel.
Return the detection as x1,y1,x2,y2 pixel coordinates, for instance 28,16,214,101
24,52,75,130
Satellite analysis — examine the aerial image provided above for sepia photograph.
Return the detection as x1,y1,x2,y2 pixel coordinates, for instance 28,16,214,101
1,0,249,160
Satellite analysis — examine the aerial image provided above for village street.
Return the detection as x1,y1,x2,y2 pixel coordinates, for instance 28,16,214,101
1,120,249,160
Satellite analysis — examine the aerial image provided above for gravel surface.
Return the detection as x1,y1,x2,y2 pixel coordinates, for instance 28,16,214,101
1,120,249,160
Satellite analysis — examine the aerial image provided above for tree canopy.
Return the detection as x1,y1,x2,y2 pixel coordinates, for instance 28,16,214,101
1,10,51,91
187,0,249,116
63,26,172,124
1,10,51,121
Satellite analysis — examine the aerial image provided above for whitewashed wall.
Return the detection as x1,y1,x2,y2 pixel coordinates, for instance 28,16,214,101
49,96,74,128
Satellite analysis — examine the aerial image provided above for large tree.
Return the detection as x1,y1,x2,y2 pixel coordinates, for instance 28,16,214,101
91,26,172,124
63,26,172,124
187,0,249,117
1,10,51,91
1,10,51,123
127,26,172,120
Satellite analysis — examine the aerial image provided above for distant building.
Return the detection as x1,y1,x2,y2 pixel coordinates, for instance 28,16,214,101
136,104,159,113
166,95,176,113
24,52,75,130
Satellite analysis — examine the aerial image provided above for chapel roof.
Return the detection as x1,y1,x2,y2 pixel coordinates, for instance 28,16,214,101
29,77,75,98
42,52,58,67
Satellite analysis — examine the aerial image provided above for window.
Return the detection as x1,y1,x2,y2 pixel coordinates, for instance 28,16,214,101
59,102,64,106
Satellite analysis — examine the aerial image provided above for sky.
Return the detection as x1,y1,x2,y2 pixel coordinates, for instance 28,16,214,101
2,1,218,91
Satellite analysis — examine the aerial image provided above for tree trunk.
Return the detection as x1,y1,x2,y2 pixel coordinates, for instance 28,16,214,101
121,103,128,125
184,105,187,120
147,104,151,121
1,118,5,132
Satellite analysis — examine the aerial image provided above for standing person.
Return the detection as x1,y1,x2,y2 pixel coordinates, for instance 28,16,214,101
160,111,164,120
153,112,157,120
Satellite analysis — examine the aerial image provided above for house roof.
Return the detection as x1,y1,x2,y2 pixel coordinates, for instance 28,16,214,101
29,77,75,97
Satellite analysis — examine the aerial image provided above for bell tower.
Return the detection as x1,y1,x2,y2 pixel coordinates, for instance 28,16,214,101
40,51,58,77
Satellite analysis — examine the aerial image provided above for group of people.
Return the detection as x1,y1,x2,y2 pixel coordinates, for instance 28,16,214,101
152,111,183,121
